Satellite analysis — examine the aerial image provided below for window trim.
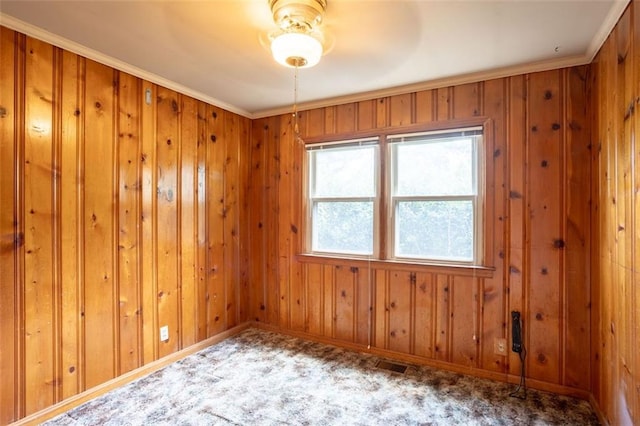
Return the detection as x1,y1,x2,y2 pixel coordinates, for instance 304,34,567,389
301,117,494,271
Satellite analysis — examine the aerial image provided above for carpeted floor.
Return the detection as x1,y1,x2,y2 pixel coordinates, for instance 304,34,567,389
45,328,599,425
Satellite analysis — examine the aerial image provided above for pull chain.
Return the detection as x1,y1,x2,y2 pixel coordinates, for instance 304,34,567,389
293,63,300,142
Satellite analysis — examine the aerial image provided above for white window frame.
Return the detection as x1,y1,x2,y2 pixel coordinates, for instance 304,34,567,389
305,138,380,257
387,127,484,265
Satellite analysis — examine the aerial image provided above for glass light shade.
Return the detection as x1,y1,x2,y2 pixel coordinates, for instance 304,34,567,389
271,32,323,68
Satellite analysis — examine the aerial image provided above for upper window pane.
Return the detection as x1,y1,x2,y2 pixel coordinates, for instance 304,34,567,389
311,145,376,197
394,137,474,196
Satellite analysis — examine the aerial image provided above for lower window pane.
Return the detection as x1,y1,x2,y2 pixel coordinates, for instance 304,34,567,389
396,200,473,261
313,201,373,255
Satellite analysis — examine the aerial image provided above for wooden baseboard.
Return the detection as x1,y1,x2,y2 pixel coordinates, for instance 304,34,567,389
254,322,593,401
11,323,251,426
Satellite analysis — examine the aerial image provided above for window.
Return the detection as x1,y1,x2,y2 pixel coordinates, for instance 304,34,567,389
389,127,482,263
305,126,484,266
307,139,379,256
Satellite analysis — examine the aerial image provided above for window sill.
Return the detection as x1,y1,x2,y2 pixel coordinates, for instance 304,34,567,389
296,254,495,278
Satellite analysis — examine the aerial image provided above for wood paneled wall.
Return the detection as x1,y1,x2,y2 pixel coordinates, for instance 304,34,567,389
591,2,640,424
0,28,250,424
249,69,592,394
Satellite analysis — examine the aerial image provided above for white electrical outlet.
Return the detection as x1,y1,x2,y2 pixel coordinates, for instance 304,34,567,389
160,325,169,342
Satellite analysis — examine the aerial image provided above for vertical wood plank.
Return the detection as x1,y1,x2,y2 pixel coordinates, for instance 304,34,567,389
0,27,20,424
507,74,527,377
450,276,479,367
249,119,267,323
389,93,413,126
374,269,388,349
195,101,208,341
633,5,640,421
289,121,304,331
238,117,251,324
434,274,450,361
205,106,225,336
481,78,507,373
355,265,372,346
155,87,180,357
140,81,157,365
376,98,388,128
278,114,293,329
59,48,81,402
117,72,141,374
335,103,356,134
179,95,198,348
436,87,452,121
334,265,355,342
304,108,324,138
24,36,55,415
527,70,563,384
563,66,591,389
415,90,435,124
83,59,116,389
413,272,434,358
266,117,280,325
388,271,411,353
322,264,334,338
357,100,375,131
306,263,323,335
453,82,481,119
223,111,239,329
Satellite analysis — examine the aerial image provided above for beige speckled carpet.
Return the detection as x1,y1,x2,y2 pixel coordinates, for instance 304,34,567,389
45,328,599,425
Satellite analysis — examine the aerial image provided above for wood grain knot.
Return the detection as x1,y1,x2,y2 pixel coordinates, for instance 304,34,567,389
541,160,548,167
0,107,7,118
552,123,561,130
537,353,547,363
210,134,217,142
535,313,543,320
544,90,553,100
95,101,102,109
541,267,548,275
552,239,565,249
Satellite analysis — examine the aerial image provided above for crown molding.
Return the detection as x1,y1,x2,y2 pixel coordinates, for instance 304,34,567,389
586,0,631,62
0,13,253,119
252,53,590,119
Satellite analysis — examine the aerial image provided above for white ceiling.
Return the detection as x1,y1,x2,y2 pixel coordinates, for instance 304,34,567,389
0,0,629,118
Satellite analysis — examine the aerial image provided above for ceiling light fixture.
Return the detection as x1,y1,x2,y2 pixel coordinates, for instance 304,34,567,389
269,0,327,68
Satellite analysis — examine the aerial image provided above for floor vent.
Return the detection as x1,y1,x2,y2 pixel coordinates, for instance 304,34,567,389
375,360,408,374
